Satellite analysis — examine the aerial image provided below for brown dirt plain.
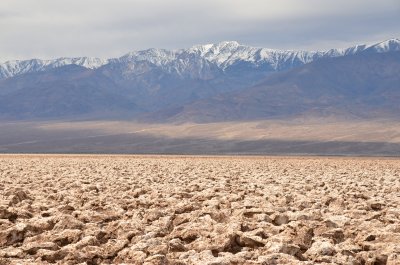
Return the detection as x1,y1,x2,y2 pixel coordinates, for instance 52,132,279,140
0,155,400,264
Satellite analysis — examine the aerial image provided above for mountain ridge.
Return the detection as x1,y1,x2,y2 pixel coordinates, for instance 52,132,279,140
1,38,399,80
0,38,399,121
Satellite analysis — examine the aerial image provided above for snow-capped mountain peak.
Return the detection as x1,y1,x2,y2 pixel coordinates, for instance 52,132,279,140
0,38,399,80
0,57,108,79
190,41,240,54
119,48,177,66
366,38,400,53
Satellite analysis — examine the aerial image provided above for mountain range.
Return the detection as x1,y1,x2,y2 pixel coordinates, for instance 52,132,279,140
0,38,399,121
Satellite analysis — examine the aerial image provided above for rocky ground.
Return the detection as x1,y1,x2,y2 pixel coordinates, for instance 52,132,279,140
0,155,399,264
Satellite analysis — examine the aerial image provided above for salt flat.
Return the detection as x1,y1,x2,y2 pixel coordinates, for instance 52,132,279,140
0,155,399,264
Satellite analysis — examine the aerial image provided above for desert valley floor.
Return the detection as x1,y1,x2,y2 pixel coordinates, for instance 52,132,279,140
0,155,399,264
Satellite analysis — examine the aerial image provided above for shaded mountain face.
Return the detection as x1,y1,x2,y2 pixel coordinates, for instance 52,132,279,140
98,52,226,111
158,51,400,122
0,39,399,120
0,65,137,119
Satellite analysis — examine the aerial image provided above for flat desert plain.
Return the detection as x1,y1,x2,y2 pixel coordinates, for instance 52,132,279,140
0,155,399,264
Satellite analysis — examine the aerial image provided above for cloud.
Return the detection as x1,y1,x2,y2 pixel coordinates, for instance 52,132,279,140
0,0,399,61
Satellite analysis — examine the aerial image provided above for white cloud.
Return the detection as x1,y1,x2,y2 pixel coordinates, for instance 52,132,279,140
0,0,399,61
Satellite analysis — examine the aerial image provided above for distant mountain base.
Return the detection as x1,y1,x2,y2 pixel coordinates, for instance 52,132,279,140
1,119,399,156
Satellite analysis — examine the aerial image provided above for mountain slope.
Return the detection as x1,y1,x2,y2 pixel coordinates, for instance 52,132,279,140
0,65,137,119
0,39,399,120
155,51,400,122
99,51,225,111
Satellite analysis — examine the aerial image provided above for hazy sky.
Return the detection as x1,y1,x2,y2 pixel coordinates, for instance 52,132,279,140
1,0,399,61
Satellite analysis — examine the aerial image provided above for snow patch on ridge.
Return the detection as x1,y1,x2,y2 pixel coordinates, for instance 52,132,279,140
1,38,399,79
0,57,109,79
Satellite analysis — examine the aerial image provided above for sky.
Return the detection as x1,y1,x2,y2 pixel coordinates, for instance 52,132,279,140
0,0,399,62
